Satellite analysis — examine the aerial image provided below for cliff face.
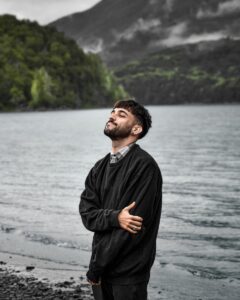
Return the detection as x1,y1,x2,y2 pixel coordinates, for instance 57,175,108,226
51,0,240,66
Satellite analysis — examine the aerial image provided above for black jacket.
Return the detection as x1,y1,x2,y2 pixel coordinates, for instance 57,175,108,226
79,144,162,284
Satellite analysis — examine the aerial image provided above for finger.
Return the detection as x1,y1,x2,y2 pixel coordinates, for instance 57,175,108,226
130,220,142,227
132,224,142,231
130,218,142,224
128,224,141,232
131,226,141,231
131,215,143,222
127,227,138,234
92,282,101,286
88,280,101,285
124,201,136,211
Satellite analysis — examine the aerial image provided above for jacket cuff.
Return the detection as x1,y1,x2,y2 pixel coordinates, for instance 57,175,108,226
110,210,121,227
86,270,100,283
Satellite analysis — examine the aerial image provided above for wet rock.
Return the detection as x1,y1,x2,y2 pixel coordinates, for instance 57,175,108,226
55,280,74,288
26,266,35,271
0,270,93,299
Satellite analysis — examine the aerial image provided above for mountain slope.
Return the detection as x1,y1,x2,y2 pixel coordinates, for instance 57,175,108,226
114,38,240,104
0,15,126,111
51,0,240,66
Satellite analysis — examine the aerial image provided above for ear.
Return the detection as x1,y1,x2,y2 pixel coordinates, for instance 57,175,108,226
131,124,143,136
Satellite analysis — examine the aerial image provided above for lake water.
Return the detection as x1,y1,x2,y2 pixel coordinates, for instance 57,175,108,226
0,105,239,299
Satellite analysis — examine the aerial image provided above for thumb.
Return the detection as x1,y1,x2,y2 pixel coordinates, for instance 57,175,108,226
124,201,136,211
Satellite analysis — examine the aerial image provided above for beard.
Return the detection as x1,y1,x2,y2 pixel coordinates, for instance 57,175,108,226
104,122,132,140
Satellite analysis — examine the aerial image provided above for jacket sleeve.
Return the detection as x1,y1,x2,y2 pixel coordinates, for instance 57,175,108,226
87,163,162,282
79,165,121,232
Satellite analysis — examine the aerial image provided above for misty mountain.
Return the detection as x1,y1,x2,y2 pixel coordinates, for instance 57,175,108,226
114,38,240,104
51,0,240,66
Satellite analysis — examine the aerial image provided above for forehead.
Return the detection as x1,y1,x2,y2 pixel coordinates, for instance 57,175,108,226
111,107,137,122
112,107,131,114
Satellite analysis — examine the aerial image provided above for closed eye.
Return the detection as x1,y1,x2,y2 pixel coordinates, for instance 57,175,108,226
111,109,128,118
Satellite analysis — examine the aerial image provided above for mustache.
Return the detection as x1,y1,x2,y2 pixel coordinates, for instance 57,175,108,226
107,119,117,126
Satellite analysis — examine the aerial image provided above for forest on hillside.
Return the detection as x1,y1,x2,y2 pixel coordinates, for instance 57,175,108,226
0,15,127,111
114,39,240,105
1,15,239,110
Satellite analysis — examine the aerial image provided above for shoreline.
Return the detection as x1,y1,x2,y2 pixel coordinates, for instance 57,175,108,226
0,253,93,299
0,102,239,114
1,251,239,300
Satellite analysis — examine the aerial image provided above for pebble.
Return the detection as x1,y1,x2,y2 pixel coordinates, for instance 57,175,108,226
26,266,35,271
0,270,93,299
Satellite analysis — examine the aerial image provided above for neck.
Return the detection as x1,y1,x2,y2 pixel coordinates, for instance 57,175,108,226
111,138,136,154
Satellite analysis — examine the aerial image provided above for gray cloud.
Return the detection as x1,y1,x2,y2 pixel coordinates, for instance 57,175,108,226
153,21,229,47
161,31,228,47
0,0,100,24
158,21,188,46
115,18,161,41
80,38,104,53
197,0,240,19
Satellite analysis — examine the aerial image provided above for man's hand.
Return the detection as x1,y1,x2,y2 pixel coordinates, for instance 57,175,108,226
86,270,101,285
87,279,101,286
118,202,143,234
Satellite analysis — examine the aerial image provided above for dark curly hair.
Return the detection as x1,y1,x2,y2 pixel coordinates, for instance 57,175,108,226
113,99,152,139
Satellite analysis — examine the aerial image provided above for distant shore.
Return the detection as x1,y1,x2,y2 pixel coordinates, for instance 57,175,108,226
0,102,239,114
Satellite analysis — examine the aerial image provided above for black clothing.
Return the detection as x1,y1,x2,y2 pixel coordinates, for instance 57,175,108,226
79,143,162,285
92,280,148,300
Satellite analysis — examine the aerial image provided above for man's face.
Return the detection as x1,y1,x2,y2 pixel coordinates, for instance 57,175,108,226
104,107,138,140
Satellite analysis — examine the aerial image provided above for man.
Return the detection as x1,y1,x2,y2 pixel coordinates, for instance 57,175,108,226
79,99,162,300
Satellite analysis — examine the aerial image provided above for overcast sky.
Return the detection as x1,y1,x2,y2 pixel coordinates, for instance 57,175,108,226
0,0,101,24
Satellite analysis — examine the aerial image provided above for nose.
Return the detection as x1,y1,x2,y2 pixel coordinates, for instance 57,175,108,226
108,112,117,125
108,116,115,123
109,112,116,121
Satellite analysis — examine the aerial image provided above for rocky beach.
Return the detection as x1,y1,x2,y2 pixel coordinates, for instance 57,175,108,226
0,254,93,300
0,249,239,300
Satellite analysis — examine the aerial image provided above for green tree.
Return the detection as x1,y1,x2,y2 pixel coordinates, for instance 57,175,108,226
0,15,128,111
9,86,26,107
29,67,56,108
